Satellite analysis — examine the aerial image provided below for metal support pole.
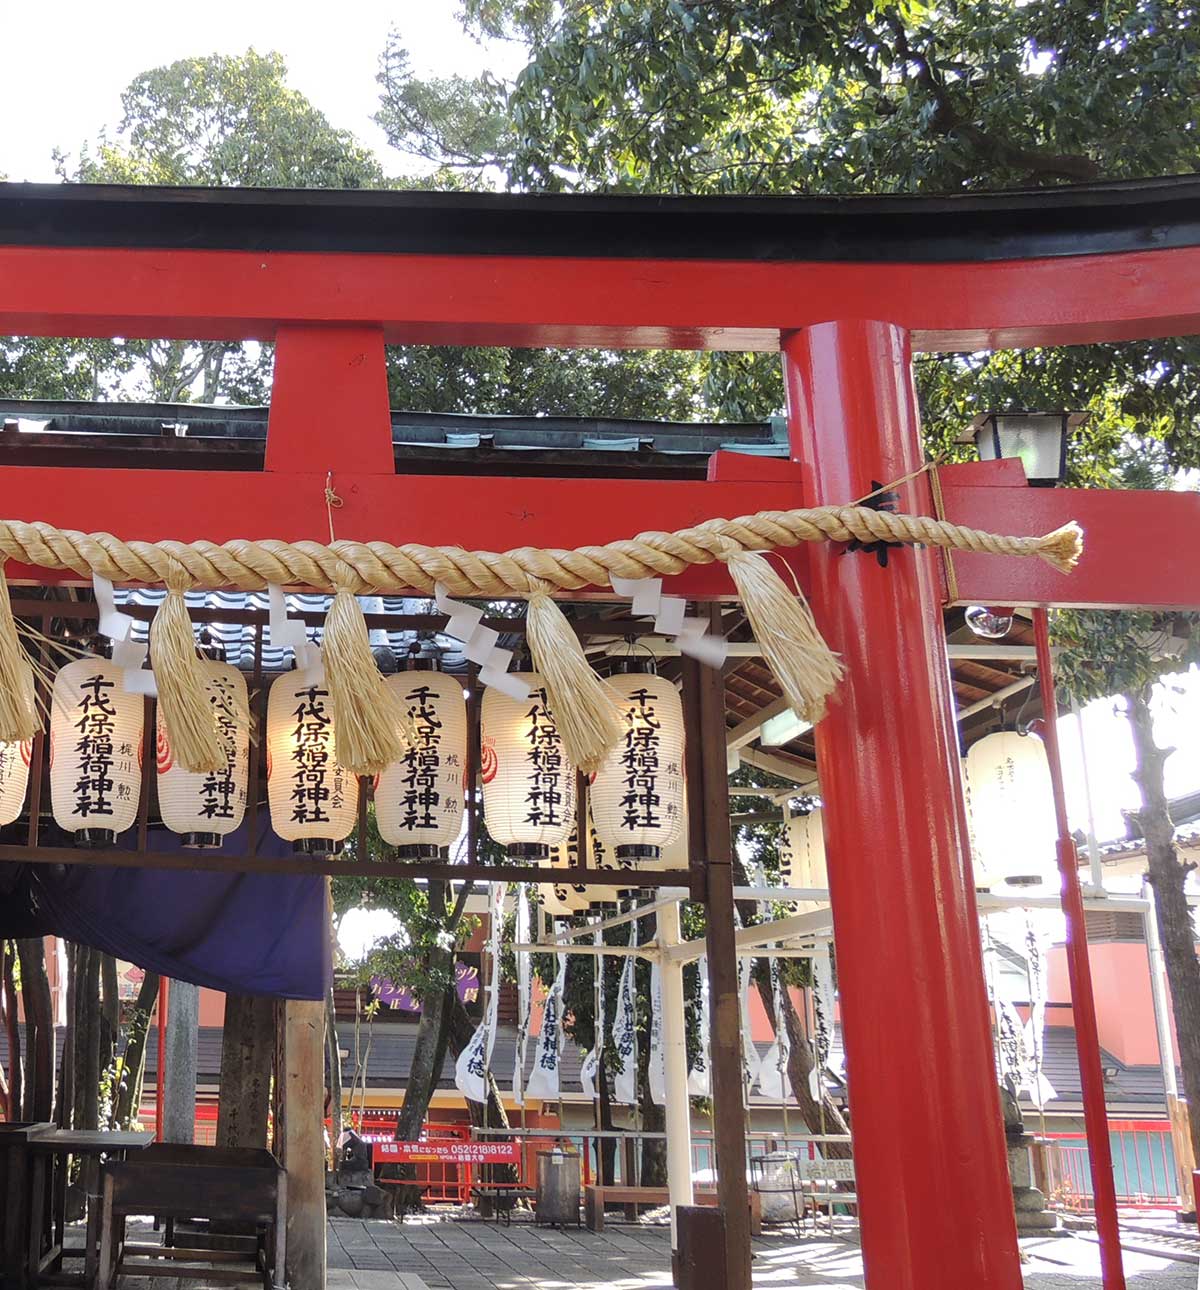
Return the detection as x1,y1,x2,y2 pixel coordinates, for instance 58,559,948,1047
1070,694,1107,894
783,320,1021,1290
658,900,695,1252
1141,881,1194,1208
682,640,752,1290
1032,608,1126,1289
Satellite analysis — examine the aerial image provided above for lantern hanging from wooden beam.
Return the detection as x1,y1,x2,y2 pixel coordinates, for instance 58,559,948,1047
590,661,685,864
556,810,620,910
157,661,250,848
50,655,144,846
964,730,1058,889
781,806,828,911
267,663,359,855
0,736,32,826
480,674,576,858
376,665,467,858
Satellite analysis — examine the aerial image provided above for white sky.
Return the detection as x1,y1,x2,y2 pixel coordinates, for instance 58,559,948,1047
0,1,522,182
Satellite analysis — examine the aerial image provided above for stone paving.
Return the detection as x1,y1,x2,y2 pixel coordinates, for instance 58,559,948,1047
325,1216,1198,1289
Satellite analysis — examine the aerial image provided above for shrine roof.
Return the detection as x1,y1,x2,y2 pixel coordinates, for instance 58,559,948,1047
1,174,1199,263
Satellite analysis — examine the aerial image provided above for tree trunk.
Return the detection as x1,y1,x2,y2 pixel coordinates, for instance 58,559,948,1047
597,1062,617,1184
216,994,275,1149
395,961,452,1144
446,991,518,1185
17,938,54,1122
1126,687,1200,1165
112,973,159,1129
2,940,22,1118
78,947,102,1131
99,953,119,1122
60,944,77,1129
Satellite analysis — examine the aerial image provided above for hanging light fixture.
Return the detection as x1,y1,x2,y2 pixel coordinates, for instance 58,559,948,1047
964,730,1058,888
375,660,467,858
0,737,32,827
50,655,144,846
957,412,1084,487
480,674,576,859
158,660,250,848
590,659,685,865
266,663,359,855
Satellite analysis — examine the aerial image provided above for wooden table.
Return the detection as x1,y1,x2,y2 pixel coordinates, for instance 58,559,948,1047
27,1129,154,1288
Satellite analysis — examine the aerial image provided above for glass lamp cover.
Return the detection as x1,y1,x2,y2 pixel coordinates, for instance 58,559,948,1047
983,413,1065,485
480,675,576,848
0,738,32,827
964,730,1058,888
590,673,685,855
376,671,467,848
50,656,144,837
266,664,359,844
157,661,250,841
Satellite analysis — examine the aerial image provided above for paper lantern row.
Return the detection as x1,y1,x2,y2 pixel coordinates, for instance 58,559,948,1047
1,656,685,864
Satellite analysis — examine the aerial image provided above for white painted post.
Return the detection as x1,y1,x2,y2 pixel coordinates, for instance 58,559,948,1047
658,899,695,1249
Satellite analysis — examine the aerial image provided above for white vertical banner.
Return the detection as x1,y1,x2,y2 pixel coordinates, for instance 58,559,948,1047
1023,912,1057,1110
580,926,605,1101
526,953,568,1100
513,885,532,1107
757,957,791,1100
648,959,666,1105
455,881,506,1103
738,954,762,1090
810,944,835,1099
612,922,639,1104
687,956,711,1097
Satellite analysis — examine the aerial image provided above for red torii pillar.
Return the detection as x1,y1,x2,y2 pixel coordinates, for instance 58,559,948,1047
783,320,1023,1289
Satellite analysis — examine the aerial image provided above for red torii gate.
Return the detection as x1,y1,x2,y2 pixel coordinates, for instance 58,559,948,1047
2,180,1200,1290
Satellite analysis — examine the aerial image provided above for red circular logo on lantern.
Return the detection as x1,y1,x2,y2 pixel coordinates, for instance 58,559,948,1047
156,726,172,775
137,733,144,770
480,743,498,784
47,730,54,769
265,747,272,780
19,740,33,767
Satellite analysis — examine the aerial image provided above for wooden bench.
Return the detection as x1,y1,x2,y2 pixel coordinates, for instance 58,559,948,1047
584,1185,762,1235
470,1183,536,1224
96,1145,286,1290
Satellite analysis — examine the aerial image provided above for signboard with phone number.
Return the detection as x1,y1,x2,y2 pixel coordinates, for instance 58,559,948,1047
373,1141,520,1165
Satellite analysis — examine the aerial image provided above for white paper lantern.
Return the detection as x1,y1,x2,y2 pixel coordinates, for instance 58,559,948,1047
50,656,144,844
157,661,250,848
590,665,685,863
964,731,1058,889
376,669,467,856
554,812,621,909
480,675,576,857
781,807,829,911
0,738,32,827
267,664,359,854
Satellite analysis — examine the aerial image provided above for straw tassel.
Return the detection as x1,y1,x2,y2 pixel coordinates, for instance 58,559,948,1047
723,550,844,724
525,586,622,775
150,572,224,773
1035,522,1084,573
0,564,38,744
322,582,409,776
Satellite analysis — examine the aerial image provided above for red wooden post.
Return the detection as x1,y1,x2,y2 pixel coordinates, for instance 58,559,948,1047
1033,608,1126,1289
782,320,1022,1290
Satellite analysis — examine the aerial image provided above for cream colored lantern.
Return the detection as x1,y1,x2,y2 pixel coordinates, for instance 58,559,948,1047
590,663,685,863
267,664,359,855
50,656,144,845
157,661,250,848
376,668,467,857
781,807,829,911
964,730,1058,889
480,675,576,858
555,812,620,910
0,738,32,827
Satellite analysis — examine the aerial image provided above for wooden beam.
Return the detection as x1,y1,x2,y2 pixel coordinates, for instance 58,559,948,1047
736,746,817,785
281,998,326,1290
725,696,791,750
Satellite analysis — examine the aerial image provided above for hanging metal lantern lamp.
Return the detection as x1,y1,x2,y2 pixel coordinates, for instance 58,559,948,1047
157,660,250,848
376,658,467,858
266,662,359,855
480,674,576,859
50,655,144,846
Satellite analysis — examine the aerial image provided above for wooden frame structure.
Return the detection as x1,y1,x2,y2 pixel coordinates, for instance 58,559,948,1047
3,177,1200,1290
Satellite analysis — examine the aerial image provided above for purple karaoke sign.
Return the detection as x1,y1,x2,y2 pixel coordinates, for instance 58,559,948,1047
370,960,481,1014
